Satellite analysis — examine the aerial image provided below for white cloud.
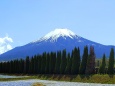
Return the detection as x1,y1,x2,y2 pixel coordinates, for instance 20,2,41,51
0,36,13,54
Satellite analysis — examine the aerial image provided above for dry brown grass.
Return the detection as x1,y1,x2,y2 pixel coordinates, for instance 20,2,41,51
32,82,45,86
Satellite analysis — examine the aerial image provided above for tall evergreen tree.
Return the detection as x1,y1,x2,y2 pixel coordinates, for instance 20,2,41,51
86,46,95,74
33,55,38,74
108,48,114,74
41,52,46,74
29,57,34,74
55,51,61,74
60,49,67,74
9,61,13,73
70,50,74,74
71,47,80,74
38,55,41,74
25,56,30,74
20,59,24,73
76,47,81,74
96,60,100,68
52,52,56,73
45,53,50,74
49,52,53,74
65,53,71,74
99,54,106,74
79,46,88,74
71,48,76,74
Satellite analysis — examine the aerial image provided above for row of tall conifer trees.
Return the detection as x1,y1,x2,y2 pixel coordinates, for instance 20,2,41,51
0,46,114,75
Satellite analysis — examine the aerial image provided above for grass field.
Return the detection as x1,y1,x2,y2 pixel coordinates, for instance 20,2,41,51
32,82,45,86
0,74,115,84
33,74,115,84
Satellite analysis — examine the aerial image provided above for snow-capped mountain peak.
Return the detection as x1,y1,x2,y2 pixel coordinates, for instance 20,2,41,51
39,28,77,42
0,28,115,61
44,28,76,37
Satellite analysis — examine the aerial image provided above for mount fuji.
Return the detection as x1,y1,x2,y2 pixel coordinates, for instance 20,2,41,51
0,29,115,61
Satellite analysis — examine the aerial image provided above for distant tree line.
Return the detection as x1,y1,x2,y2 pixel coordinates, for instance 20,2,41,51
0,46,114,75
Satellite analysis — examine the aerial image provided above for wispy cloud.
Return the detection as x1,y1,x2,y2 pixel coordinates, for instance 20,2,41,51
0,36,13,54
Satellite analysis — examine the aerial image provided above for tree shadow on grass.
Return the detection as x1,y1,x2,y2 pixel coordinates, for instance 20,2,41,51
52,74,58,80
38,74,42,78
43,74,50,79
109,74,114,78
80,74,91,80
56,74,75,81
69,75,78,81
57,74,63,80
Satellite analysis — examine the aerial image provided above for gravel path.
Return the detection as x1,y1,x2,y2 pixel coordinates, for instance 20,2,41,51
0,79,115,86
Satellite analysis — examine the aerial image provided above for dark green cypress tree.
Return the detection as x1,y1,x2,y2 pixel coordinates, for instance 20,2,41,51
16,59,19,73
71,47,80,74
13,60,15,73
96,60,100,68
33,55,36,73
77,47,81,74
41,52,46,74
41,54,43,74
99,54,106,74
35,55,40,74
20,59,24,74
71,48,76,74
86,46,95,74
60,49,67,74
0,62,3,73
0,63,1,73
53,52,56,73
38,55,41,74
108,48,114,74
79,46,88,74
69,56,72,74
34,55,38,74
70,50,74,74
6,61,10,73
29,56,34,74
55,51,61,74
49,52,53,74
10,60,13,73
65,53,71,74
25,56,30,74
3,62,6,73
45,53,50,74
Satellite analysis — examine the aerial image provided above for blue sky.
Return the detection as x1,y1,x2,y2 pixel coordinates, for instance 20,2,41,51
0,0,115,53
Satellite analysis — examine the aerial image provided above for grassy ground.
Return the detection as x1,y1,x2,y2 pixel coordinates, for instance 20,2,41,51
32,74,115,84
32,82,45,86
0,74,115,84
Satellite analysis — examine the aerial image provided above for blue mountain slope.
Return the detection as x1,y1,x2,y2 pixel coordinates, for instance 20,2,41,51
0,29,114,61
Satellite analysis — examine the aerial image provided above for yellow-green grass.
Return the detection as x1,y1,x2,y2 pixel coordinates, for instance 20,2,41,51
0,74,115,84
32,82,45,86
36,74,115,84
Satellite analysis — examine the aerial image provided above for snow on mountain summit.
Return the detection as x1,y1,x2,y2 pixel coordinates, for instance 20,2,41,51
44,29,76,38
31,28,80,43
39,28,77,41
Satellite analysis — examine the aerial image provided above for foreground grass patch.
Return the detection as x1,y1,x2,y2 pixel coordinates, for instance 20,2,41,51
32,82,45,86
0,74,115,84
33,74,115,84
